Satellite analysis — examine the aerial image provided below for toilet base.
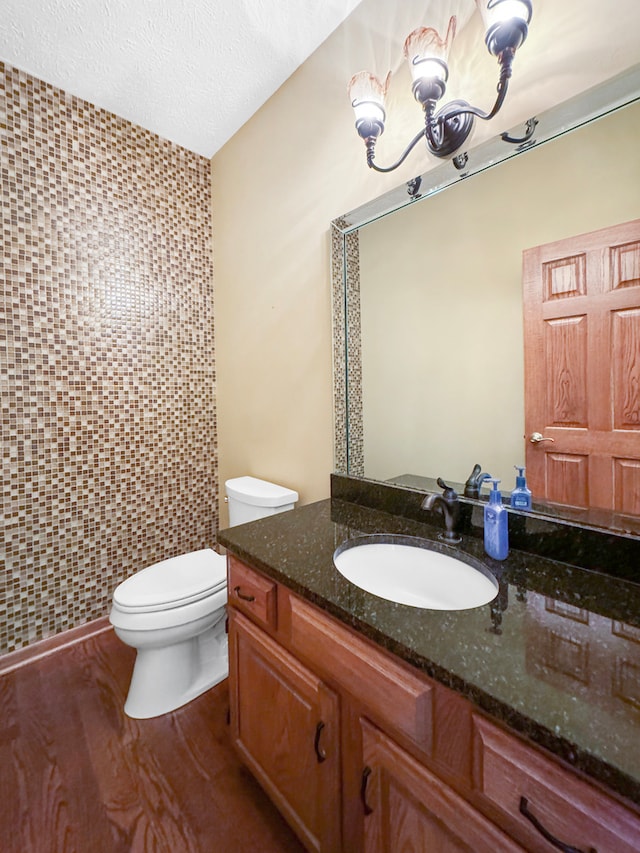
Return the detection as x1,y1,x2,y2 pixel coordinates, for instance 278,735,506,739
122,621,229,719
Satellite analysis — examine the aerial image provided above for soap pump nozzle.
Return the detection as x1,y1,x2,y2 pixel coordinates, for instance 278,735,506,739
488,478,502,504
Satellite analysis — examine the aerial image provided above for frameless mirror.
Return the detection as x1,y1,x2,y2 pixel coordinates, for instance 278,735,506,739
332,65,640,536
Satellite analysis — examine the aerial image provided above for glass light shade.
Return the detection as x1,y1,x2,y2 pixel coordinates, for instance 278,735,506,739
477,0,532,30
348,71,389,123
477,0,532,54
403,17,457,84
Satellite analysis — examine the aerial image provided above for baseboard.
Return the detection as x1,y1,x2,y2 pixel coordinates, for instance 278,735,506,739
0,616,113,676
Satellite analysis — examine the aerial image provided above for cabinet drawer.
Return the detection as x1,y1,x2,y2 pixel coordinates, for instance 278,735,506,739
472,715,640,853
288,593,433,752
228,557,277,631
362,718,525,852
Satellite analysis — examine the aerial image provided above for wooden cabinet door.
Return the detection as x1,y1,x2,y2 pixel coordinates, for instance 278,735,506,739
360,719,524,853
523,218,640,513
228,609,341,852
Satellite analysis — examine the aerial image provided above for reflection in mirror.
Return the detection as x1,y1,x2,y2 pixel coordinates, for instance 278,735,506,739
332,66,640,536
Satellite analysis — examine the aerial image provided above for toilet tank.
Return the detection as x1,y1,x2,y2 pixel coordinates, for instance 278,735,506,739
225,476,299,527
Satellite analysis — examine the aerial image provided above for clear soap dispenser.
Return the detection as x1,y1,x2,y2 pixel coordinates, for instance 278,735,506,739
484,479,509,561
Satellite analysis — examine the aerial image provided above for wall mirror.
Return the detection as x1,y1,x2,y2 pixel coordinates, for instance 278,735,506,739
331,64,640,537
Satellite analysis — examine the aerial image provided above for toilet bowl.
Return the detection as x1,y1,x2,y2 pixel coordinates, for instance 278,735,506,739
109,548,228,719
110,476,299,719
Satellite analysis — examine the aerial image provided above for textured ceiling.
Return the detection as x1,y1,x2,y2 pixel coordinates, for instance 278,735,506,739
2,1,639,160
0,0,364,157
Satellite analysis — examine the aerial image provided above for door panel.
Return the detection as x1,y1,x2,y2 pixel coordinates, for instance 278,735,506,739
614,457,640,515
545,315,588,426
523,218,640,511
612,308,640,429
545,452,589,506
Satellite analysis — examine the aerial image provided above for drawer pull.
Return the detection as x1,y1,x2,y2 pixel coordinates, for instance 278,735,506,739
361,766,373,815
233,586,255,603
314,721,327,763
519,797,597,853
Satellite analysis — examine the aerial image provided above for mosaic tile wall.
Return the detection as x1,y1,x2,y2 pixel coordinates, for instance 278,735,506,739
1,63,216,654
331,219,363,476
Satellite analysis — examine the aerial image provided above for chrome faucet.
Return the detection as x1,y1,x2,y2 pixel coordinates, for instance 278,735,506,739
421,478,462,544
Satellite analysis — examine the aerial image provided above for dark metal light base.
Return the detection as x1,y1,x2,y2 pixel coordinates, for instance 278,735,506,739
429,99,475,158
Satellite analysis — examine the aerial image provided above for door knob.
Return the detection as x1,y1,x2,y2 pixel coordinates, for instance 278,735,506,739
529,432,555,443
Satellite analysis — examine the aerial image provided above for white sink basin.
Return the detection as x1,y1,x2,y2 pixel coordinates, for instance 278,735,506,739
333,535,498,611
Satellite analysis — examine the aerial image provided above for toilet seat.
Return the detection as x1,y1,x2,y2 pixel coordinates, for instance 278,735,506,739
113,548,226,613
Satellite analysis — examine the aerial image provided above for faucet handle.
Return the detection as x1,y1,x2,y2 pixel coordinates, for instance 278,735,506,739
465,463,482,485
436,477,459,501
463,465,492,498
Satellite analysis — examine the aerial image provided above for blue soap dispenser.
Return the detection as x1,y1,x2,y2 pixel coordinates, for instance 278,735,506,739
484,479,509,561
510,465,532,511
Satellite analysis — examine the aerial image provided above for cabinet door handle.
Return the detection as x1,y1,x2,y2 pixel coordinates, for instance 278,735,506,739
519,797,597,853
233,585,255,602
360,766,373,815
314,721,326,763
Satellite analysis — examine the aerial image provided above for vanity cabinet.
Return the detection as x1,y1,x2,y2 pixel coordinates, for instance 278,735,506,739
229,610,341,852
227,556,640,852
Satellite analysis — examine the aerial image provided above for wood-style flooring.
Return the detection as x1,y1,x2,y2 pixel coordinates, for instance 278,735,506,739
0,627,305,853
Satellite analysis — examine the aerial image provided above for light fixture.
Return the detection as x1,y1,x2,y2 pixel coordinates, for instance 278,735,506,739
348,1,533,172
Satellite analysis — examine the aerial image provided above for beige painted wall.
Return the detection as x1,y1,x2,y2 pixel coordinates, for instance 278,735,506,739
359,102,640,487
211,0,640,525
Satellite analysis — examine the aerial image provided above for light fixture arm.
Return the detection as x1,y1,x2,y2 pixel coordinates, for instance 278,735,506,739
365,127,427,173
434,47,514,126
422,46,514,160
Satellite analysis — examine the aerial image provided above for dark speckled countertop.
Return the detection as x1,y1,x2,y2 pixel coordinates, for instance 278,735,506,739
218,496,640,808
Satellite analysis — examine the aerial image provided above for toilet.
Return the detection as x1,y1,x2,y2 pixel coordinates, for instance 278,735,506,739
109,476,298,718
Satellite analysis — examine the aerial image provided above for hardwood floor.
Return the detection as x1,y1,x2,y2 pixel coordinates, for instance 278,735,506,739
0,628,305,853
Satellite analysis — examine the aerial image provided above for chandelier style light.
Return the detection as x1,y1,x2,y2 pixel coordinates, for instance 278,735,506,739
348,1,533,172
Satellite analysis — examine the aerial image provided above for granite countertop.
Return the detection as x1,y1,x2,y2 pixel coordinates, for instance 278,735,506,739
218,497,640,808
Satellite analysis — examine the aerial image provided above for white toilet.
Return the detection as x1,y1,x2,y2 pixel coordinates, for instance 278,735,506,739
109,476,298,718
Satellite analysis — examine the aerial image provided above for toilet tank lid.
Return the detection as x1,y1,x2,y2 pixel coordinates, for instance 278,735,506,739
225,476,298,507
113,548,226,610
